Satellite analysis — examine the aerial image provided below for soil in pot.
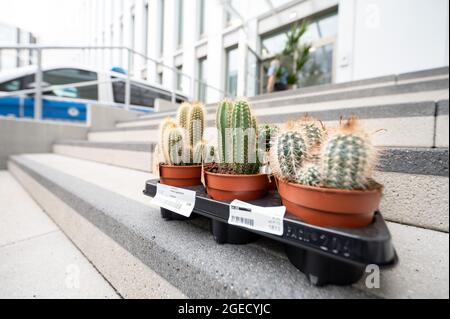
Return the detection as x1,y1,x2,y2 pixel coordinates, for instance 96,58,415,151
277,178,383,228
204,170,269,201
159,164,203,187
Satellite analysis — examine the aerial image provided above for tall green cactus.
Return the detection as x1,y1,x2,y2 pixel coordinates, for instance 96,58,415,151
273,131,308,182
216,99,234,164
189,103,206,154
321,118,377,189
231,100,259,174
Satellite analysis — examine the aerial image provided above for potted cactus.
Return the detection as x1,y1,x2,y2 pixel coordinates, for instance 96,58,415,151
158,102,208,187
271,117,383,228
258,123,279,190
204,99,269,201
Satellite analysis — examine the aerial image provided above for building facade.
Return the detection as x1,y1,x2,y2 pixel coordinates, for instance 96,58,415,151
0,22,38,72
81,0,449,103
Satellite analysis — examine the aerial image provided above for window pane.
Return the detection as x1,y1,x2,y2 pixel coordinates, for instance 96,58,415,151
43,68,98,100
199,0,205,36
176,65,183,91
177,0,183,46
226,47,238,97
261,32,288,57
112,79,125,104
298,43,334,87
0,79,21,91
198,57,207,102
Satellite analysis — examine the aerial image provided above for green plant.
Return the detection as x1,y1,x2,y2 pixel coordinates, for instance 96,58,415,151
159,102,206,166
188,102,206,158
297,163,321,186
258,124,279,153
321,118,377,190
278,20,312,87
193,140,217,164
177,102,191,131
271,130,308,182
230,100,260,174
216,99,234,164
163,126,188,165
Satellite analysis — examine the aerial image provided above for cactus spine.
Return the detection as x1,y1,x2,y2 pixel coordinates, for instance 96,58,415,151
231,100,259,174
216,100,234,164
321,118,377,190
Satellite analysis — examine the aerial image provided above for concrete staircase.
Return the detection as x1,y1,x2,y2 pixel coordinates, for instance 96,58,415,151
6,67,449,298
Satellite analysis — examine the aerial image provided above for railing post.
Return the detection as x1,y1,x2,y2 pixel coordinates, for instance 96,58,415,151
125,48,131,110
34,48,43,120
171,68,176,104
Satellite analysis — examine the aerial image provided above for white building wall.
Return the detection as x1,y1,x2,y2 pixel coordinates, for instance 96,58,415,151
336,0,449,82
82,0,449,101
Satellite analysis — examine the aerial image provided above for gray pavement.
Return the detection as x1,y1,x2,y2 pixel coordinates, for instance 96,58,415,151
0,171,119,299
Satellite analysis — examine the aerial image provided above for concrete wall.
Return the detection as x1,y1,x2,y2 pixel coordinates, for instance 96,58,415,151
0,104,141,169
0,118,88,169
88,103,141,131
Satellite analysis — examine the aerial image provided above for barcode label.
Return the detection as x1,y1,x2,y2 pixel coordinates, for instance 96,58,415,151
230,215,255,227
151,184,196,217
229,200,285,236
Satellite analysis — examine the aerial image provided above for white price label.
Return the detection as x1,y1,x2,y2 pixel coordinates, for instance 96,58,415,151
151,184,196,217
228,200,286,236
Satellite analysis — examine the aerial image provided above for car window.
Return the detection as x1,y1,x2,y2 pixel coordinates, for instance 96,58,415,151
112,78,155,108
0,75,34,92
43,68,98,100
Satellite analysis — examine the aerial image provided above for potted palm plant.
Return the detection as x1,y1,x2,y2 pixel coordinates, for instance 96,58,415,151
270,117,383,228
157,102,208,187
204,99,269,201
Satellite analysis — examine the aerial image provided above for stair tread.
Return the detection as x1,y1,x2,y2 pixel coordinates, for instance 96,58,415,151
9,154,449,299
113,91,449,131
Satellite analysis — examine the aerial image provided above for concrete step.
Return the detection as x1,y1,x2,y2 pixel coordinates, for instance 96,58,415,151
129,73,448,125
52,140,450,232
8,154,449,298
89,95,449,149
0,171,119,299
53,141,153,172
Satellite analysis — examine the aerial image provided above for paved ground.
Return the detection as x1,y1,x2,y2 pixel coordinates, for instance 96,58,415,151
0,171,119,299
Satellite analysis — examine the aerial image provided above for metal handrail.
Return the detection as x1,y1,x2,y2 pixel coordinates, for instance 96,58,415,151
0,45,229,119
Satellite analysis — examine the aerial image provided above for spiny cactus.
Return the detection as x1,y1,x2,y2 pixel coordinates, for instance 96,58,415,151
259,124,279,152
164,126,188,165
216,99,234,164
231,100,260,174
296,116,325,148
193,140,217,164
159,118,178,165
297,163,321,186
177,102,191,132
271,131,308,182
189,103,206,155
321,118,377,190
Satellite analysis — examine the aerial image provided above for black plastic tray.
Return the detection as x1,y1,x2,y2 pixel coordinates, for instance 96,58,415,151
144,180,397,286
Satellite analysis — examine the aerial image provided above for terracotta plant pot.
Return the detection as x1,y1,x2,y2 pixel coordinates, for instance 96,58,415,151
159,164,202,187
268,175,278,191
277,178,383,228
204,171,269,201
